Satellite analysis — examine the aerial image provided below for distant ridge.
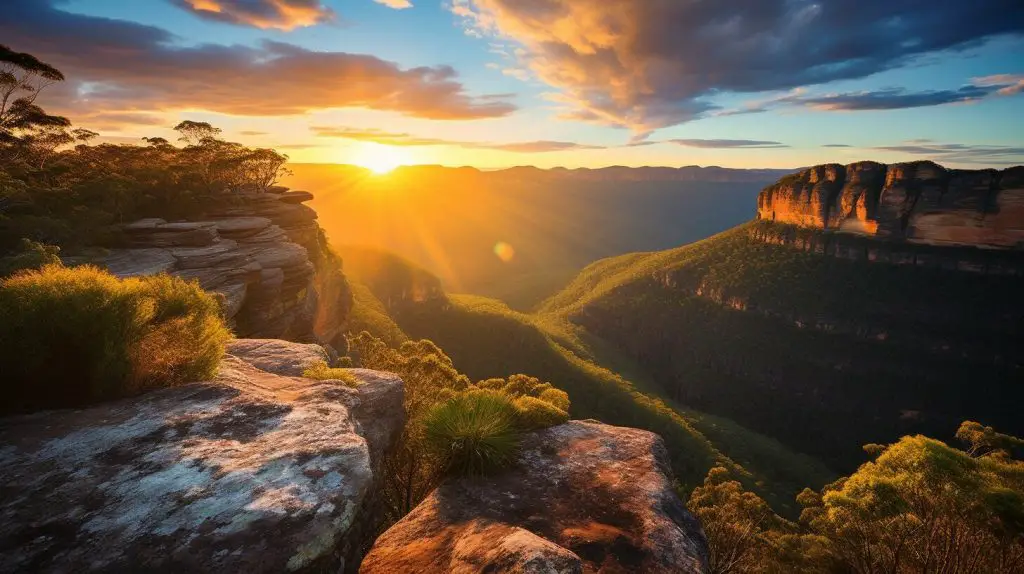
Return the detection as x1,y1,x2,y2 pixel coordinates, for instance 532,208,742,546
292,163,796,184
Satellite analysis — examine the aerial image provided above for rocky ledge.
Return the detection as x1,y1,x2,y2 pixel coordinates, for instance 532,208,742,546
66,188,352,344
0,340,403,574
757,161,1024,250
361,421,709,574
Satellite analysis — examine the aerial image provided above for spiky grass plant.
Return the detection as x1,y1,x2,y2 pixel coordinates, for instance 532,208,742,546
424,391,521,476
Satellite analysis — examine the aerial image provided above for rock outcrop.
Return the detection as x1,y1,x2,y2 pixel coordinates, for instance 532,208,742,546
0,339,403,574
67,189,352,345
361,421,709,574
757,161,1024,250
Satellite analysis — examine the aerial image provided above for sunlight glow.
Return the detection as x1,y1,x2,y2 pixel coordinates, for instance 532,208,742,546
350,143,412,174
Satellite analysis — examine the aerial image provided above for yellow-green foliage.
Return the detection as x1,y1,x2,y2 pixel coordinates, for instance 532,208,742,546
302,360,360,387
512,395,569,430
0,264,230,414
469,374,571,430
424,391,521,476
799,430,1024,573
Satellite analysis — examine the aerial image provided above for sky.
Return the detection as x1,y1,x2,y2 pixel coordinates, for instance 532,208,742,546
1,0,1022,169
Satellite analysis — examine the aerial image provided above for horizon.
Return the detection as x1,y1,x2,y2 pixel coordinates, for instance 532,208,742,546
1,1,1022,171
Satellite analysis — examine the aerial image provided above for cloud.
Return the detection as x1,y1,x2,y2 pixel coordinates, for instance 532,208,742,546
239,130,269,136
669,139,788,149
311,126,603,152
0,0,515,124
823,144,852,148
171,0,335,30
873,143,1024,165
452,0,1024,135
723,75,1024,115
374,0,413,8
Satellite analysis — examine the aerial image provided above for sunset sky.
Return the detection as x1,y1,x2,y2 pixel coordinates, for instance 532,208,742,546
2,0,1022,169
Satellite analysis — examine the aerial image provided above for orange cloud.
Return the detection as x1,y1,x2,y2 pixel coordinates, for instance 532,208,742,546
1,1,515,122
373,0,413,9
173,0,335,30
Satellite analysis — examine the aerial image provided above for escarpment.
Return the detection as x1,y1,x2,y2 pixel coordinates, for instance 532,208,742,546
0,339,404,573
758,161,1024,250
69,188,353,349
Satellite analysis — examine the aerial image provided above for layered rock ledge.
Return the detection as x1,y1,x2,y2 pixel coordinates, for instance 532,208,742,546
0,340,404,574
361,421,709,574
65,189,352,343
757,161,1024,250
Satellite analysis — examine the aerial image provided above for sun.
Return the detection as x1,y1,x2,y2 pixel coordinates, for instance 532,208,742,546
351,143,411,175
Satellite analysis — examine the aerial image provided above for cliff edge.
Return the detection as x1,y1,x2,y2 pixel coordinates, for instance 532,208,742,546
757,161,1024,250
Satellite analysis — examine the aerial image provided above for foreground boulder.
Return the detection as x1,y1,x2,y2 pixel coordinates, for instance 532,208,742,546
0,340,403,573
361,421,709,573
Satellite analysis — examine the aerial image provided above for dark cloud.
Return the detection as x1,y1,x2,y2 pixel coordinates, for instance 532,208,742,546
0,0,515,124
723,75,1023,114
823,144,852,148
874,143,1024,165
171,0,335,30
454,0,1024,135
311,126,604,152
669,139,788,149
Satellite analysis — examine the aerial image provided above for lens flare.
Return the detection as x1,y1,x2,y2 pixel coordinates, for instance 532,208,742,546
494,241,515,262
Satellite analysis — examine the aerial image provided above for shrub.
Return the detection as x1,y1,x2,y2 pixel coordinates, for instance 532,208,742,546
538,387,570,412
0,239,61,277
0,264,231,414
424,391,521,476
302,360,360,387
513,395,570,430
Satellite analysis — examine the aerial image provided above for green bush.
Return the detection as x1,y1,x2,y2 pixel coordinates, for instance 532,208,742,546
424,391,521,476
0,239,61,277
302,360,359,387
0,264,231,414
513,395,570,430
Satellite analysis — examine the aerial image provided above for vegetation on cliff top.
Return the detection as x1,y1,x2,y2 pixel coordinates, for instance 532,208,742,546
691,421,1024,573
0,264,230,414
1,45,289,256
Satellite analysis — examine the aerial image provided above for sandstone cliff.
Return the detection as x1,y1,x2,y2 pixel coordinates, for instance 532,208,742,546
361,421,709,573
757,161,1024,250
0,339,404,573
69,188,352,348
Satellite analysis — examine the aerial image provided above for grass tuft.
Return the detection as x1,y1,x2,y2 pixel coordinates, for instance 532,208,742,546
424,391,521,476
302,360,361,387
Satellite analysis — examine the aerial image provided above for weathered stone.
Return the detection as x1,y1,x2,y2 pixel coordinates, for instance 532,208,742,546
215,281,248,318
226,338,330,377
169,240,250,269
0,347,405,574
241,242,309,270
122,221,220,248
208,217,272,238
362,421,709,574
93,248,178,277
279,191,315,204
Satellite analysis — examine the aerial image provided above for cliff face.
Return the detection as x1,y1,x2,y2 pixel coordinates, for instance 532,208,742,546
362,421,709,573
758,161,1024,250
0,339,404,573
74,188,352,349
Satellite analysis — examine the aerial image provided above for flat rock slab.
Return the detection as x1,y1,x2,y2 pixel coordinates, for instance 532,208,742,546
227,339,330,377
92,248,178,277
278,191,315,204
209,217,273,238
0,343,404,574
361,421,709,574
